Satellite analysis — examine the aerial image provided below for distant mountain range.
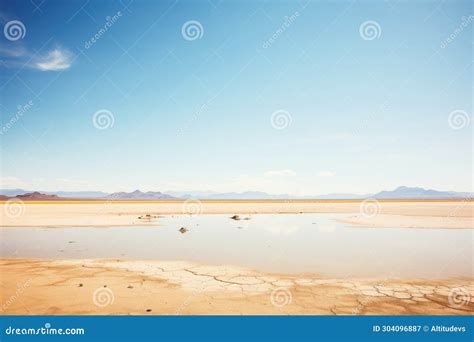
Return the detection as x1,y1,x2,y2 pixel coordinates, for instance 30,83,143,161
0,186,472,200
371,186,473,200
0,189,108,198
163,187,472,200
1,191,61,201
105,190,178,200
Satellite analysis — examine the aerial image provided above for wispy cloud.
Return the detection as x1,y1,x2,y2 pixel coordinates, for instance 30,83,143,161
35,48,72,71
318,171,334,177
0,45,73,72
0,176,28,189
264,169,296,177
0,45,27,57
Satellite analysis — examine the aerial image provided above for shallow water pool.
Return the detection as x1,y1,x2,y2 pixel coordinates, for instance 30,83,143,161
1,214,471,278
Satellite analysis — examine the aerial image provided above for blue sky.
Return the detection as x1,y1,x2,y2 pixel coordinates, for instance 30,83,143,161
0,0,472,195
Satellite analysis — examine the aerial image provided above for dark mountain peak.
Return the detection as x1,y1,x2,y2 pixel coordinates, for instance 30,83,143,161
16,192,59,200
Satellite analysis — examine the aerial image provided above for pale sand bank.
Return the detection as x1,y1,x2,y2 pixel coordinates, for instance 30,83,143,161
1,201,473,228
1,259,472,315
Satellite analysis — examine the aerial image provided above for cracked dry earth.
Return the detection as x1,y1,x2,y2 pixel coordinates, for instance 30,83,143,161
0,259,472,315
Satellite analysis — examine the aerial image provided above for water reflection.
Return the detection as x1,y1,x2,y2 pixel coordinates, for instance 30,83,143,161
0,214,471,278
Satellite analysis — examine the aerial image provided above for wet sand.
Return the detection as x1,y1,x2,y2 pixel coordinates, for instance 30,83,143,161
1,200,473,228
1,259,472,315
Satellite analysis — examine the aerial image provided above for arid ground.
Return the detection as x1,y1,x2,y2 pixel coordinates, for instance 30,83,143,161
0,200,472,315
1,200,472,228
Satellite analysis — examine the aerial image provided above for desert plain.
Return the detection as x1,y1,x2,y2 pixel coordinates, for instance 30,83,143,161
0,200,473,315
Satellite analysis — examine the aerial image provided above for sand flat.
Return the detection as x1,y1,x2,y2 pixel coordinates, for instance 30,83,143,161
1,258,472,315
1,200,473,228
1,201,471,315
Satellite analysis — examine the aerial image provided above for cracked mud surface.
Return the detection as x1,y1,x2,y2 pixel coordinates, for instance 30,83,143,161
1,259,472,315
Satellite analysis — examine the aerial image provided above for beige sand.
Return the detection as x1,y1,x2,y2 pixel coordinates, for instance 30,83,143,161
1,201,471,315
1,200,473,228
1,259,472,315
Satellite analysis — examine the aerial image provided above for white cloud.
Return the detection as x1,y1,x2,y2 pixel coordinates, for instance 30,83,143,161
0,45,27,57
264,169,296,177
318,171,334,177
35,49,72,71
0,176,28,189
56,178,73,183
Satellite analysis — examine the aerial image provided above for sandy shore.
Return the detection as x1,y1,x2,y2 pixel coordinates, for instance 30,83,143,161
1,200,472,228
1,259,472,315
1,201,471,315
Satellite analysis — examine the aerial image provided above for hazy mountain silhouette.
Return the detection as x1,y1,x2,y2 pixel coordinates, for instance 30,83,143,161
1,186,471,200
